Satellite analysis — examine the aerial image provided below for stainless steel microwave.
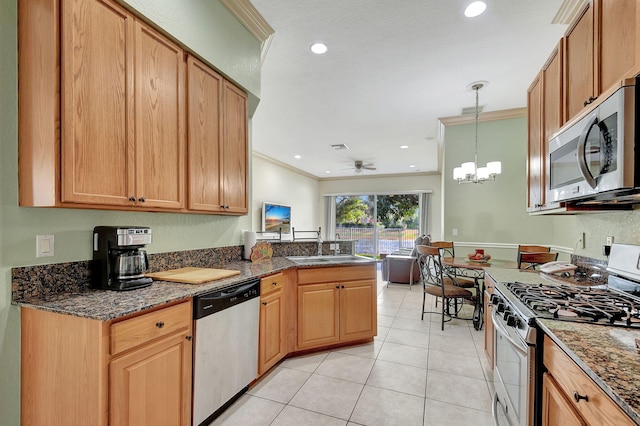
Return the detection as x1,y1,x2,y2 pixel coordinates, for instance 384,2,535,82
547,80,640,204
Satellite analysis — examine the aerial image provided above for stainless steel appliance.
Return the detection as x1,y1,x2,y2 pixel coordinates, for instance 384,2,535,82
547,78,640,204
490,243,640,425
92,226,153,290
192,279,260,426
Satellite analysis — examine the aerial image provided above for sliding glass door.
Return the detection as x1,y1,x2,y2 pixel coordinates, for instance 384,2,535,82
331,193,426,259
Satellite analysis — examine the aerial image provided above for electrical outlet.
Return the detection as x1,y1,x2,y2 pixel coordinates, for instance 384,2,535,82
606,236,614,245
452,228,458,237
578,232,585,249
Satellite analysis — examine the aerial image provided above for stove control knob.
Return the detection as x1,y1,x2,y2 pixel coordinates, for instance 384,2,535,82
506,315,519,328
497,302,506,313
490,294,500,305
503,310,511,321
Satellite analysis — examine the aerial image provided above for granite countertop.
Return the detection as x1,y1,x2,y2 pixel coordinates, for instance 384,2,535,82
17,258,296,321
484,268,640,424
538,319,640,424
16,256,377,321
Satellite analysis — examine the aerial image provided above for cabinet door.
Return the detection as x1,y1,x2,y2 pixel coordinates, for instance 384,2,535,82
186,56,224,212
596,0,637,94
135,21,185,209
527,73,544,211
297,283,340,349
220,81,248,214
483,288,494,366
542,373,586,426
61,0,135,205
259,289,286,374
564,3,594,120
110,332,192,426
339,280,376,341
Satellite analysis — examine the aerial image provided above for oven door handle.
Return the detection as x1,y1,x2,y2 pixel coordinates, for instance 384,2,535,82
491,308,528,356
577,114,599,189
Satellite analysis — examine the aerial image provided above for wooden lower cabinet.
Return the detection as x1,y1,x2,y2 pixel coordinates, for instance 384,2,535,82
542,372,585,426
21,301,193,426
543,335,634,426
258,272,288,375
296,265,377,351
483,275,496,366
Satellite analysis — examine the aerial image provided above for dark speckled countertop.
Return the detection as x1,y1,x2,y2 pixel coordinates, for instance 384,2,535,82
485,268,640,424
16,257,376,321
17,258,296,321
538,319,640,424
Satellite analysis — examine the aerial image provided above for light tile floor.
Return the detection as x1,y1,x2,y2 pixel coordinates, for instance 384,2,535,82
212,273,496,426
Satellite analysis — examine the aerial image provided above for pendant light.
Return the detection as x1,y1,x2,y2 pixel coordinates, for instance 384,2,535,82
453,82,502,184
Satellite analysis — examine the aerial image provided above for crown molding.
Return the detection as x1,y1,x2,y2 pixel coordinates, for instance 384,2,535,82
220,0,275,63
438,107,527,126
552,0,586,25
253,152,320,180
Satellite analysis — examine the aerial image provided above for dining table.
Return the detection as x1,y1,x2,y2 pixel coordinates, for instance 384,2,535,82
441,256,519,330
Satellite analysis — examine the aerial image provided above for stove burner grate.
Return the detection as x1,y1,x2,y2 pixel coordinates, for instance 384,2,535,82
505,282,640,327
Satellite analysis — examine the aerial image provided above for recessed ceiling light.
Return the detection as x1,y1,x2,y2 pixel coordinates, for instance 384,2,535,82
325,170,331,174
294,155,301,159
310,42,328,55
409,164,416,168
400,145,409,149
464,1,486,18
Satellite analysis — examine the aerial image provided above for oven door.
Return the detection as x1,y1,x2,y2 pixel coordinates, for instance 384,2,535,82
491,307,531,426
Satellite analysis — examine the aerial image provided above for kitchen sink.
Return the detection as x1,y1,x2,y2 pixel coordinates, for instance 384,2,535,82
286,255,374,265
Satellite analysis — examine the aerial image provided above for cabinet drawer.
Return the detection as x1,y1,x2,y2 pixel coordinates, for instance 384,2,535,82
297,265,376,285
110,301,191,356
261,272,285,296
543,335,633,426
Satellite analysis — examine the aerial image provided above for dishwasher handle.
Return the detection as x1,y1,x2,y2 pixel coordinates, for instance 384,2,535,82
194,279,260,319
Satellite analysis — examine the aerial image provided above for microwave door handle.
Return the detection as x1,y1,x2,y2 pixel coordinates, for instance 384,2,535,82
577,115,599,189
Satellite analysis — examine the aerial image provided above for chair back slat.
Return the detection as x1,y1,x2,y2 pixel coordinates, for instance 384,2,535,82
518,244,550,253
431,241,455,258
518,252,558,269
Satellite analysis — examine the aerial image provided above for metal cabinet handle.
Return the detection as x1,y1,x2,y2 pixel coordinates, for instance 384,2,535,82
128,196,136,202
185,335,192,341
138,197,146,202
573,391,588,403
156,321,165,329
272,282,278,286
262,301,267,306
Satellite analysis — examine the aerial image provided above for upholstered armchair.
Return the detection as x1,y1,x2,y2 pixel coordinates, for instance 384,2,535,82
381,235,430,288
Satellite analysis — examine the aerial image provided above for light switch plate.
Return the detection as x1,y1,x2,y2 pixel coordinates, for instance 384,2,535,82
36,234,54,258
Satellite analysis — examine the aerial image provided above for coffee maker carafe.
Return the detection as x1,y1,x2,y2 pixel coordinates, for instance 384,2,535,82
92,226,153,290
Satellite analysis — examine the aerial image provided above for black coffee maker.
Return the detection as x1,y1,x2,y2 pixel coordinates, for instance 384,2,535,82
92,226,153,290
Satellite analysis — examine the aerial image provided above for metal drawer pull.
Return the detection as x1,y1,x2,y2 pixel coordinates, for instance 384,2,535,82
573,391,588,403
272,282,277,286
156,321,165,329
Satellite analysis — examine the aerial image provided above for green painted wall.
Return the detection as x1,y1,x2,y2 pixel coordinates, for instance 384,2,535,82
0,1,261,422
443,117,557,259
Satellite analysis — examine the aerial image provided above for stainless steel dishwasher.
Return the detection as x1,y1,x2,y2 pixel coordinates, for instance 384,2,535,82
192,279,260,426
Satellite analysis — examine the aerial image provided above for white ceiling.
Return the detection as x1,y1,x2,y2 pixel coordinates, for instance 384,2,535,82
250,0,569,178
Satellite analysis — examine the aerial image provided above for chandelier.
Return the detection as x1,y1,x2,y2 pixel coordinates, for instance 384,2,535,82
453,82,502,184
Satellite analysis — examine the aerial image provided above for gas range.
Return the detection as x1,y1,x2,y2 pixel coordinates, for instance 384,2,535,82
503,281,640,328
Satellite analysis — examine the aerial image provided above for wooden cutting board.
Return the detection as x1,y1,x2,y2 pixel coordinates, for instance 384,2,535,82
146,267,241,284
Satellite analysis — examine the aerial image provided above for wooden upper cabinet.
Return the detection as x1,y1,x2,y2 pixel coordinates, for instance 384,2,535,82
187,56,223,211
596,0,638,92
221,81,248,214
19,0,246,215
564,2,594,121
527,73,544,211
134,21,185,209
543,43,564,142
61,0,135,205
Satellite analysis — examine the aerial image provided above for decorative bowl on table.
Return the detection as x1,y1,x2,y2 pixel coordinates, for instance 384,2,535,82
467,253,491,263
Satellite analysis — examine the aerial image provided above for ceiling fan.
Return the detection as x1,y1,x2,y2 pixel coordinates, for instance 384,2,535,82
344,160,376,174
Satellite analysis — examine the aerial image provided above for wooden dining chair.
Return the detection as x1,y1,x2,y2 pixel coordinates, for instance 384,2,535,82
416,245,474,330
517,244,551,254
431,241,455,258
518,251,558,270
